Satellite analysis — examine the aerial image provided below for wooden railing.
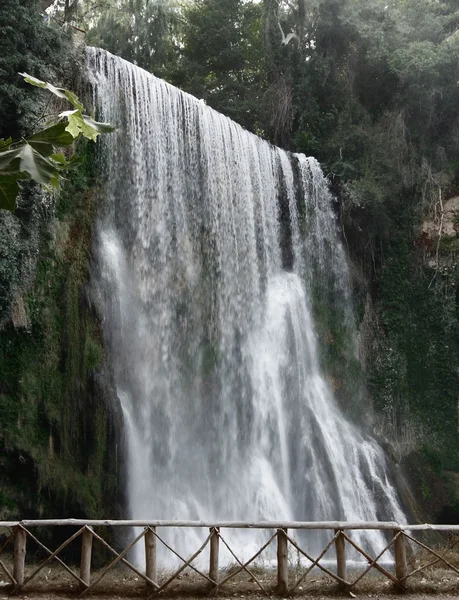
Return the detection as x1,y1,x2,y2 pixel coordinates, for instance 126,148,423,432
0,520,458,596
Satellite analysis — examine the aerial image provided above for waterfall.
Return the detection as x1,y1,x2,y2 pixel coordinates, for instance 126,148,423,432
87,47,405,564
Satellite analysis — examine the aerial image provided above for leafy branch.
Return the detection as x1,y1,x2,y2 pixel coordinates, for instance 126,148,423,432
0,73,115,212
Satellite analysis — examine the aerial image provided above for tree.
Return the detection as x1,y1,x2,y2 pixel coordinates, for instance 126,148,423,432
86,0,183,79
0,0,71,141
172,0,266,132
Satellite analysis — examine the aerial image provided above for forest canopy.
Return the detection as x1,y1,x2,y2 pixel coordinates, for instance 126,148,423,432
46,0,459,238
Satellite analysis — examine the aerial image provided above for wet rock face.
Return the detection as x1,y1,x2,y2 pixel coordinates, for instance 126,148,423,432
422,196,459,241
419,196,459,272
0,140,124,523
10,294,30,330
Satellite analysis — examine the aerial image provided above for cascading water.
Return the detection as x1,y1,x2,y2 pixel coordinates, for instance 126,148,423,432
87,47,405,564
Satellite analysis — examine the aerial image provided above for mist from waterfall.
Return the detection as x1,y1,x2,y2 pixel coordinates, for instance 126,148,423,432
87,47,405,564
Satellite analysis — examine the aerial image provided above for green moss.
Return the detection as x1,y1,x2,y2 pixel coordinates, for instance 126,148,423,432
439,235,459,254
421,481,431,502
308,274,366,421
367,207,459,476
85,337,104,371
0,140,120,521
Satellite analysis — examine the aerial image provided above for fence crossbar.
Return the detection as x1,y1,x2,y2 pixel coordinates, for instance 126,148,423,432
12,526,86,593
341,532,398,585
79,527,147,597
147,530,214,597
348,531,399,589
87,527,160,589
287,530,341,594
0,558,16,586
217,531,276,596
402,532,459,577
0,534,13,555
403,537,458,581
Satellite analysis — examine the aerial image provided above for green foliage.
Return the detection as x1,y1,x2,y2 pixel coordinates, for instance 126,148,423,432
0,0,70,141
86,0,182,79
173,0,267,132
368,216,459,468
0,73,114,212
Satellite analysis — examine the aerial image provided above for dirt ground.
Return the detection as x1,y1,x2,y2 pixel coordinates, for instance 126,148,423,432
1,565,459,600
3,589,459,600
1,542,459,600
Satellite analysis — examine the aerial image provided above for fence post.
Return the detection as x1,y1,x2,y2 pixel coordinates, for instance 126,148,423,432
145,527,157,590
13,525,26,588
209,527,220,584
277,528,288,595
334,529,347,590
80,526,93,591
394,530,407,590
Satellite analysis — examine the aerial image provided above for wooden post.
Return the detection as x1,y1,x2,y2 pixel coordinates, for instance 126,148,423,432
334,529,347,590
277,528,288,595
145,527,157,590
393,530,407,590
13,526,26,588
80,527,93,590
209,527,219,584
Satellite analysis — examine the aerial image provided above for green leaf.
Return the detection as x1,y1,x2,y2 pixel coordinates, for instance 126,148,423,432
19,144,58,185
0,147,23,172
19,72,50,89
65,110,100,142
28,140,55,157
63,154,83,170
82,116,116,135
0,138,13,151
19,72,85,111
49,172,61,188
64,90,84,111
28,122,75,147
63,110,83,139
0,144,59,185
62,110,116,142
0,175,20,211
50,153,67,165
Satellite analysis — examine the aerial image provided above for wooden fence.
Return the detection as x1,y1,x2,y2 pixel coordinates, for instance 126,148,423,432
0,520,458,596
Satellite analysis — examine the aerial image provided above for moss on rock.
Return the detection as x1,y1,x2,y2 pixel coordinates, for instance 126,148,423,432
0,141,122,521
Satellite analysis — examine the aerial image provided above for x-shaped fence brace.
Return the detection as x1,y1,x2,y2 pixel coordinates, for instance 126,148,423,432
3,522,459,597
8,525,159,595
342,530,399,589
0,531,15,585
401,532,459,582
145,528,278,598
213,529,277,596
145,528,215,597
285,530,344,593
11,525,87,594
283,530,459,594
79,526,159,596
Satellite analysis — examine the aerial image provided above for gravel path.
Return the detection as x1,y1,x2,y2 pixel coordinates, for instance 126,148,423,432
2,594,459,600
